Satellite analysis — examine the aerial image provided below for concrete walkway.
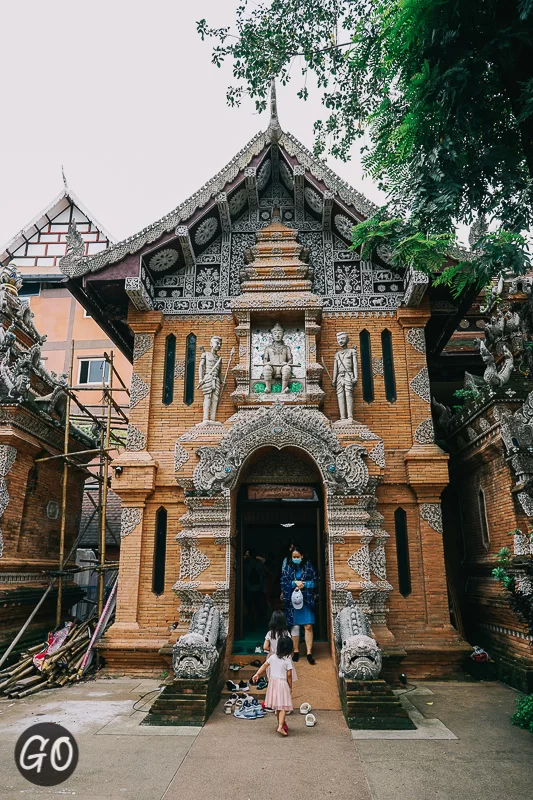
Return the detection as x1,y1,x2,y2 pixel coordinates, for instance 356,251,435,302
0,677,532,799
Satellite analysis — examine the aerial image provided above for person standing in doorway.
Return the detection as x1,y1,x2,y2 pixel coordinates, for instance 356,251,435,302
280,545,317,664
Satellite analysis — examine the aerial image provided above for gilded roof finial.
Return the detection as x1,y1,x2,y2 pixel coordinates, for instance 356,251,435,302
267,78,282,142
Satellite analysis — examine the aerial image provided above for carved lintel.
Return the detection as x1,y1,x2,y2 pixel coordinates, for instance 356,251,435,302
175,225,196,268
216,193,231,234
244,167,259,214
322,190,334,232
293,164,305,224
404,265,429,307
125,277,153,312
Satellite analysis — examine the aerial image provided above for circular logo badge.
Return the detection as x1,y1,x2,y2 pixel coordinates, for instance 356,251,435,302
15,723,79,786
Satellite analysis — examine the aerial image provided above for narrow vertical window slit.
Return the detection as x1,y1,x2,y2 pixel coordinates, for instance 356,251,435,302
359,329,374,402
163,334,176,405
381,329,396,402
394,507,411,597
184,333,196,406
153,507,167,596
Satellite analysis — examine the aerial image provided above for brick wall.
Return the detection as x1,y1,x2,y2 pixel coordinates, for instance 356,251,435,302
103,301,467,676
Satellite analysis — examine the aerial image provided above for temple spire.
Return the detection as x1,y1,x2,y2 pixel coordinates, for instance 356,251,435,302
61,164,69,193
267,78,282,142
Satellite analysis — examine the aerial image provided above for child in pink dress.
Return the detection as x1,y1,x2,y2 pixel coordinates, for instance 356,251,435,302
252,636,294,736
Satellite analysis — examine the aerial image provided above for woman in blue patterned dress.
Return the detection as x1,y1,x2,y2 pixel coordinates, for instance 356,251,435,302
280,546,317,664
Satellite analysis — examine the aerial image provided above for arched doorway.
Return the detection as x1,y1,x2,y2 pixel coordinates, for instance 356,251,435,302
176,404,390,655
233,447,327,651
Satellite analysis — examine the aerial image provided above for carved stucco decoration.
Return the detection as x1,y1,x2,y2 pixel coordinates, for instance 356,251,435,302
193,405,370,496
410,367,431,404
179,542,211,581
513,531,533,556
369,545,387,580
132,333,154,361
478,417,491,432
174,359,186,379
368,440,385,468
126,423,146,452
120,507,143,539
414,418,435,445
174,442,190,472
517,491,533,517
348,545,370,581
129,373,149,409
372,357,384,377
0,445,17,558
171,581,204,624
420,502,443,533
406,327,426,354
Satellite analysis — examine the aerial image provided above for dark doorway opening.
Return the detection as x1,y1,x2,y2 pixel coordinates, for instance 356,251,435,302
234,483,327,653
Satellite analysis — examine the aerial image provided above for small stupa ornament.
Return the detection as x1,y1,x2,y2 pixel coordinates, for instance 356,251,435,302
0,263,23,297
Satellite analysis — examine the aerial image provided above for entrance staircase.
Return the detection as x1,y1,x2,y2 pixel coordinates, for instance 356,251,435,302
223,642,341,710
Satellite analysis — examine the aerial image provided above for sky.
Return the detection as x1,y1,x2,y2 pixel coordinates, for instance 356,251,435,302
0,0,385,249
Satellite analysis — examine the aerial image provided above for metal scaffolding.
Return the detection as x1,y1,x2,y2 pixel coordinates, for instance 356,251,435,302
0,348,129,672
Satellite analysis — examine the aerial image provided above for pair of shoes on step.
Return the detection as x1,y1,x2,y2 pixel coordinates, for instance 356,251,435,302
299,702,316,726
227,679,249,692
234,698,265,719
292,653,316,664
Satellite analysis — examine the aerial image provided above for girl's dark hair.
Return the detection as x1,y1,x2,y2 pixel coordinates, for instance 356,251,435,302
268,610,288,639
277,635,294,660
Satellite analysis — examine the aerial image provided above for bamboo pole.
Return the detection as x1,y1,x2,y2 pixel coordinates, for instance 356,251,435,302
56,341,75,627
0,581,55,669
97,352,113,617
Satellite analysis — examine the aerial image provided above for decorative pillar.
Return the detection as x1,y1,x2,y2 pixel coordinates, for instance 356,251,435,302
108,310,162,634
398,302,451,629
124,311,163,456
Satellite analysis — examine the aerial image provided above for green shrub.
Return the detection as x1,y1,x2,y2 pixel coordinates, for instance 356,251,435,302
511,694,533,734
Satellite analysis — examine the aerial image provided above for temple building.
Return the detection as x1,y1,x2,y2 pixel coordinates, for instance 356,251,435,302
57,93,480,683
0,263,95,652
0,183,131,415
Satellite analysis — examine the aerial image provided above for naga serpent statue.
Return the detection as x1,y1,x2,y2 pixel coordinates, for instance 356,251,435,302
479,340,514,387
334,593,382,680
172,595,225,679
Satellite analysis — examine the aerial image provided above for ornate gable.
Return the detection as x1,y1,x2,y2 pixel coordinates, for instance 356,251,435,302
59,91,407,357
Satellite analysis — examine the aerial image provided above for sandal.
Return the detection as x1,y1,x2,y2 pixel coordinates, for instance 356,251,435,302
305,713,316,727
250,659,262,668
224,700,233,714
300,702,312,715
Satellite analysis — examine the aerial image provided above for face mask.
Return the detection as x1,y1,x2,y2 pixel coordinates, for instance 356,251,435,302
292,557,302,565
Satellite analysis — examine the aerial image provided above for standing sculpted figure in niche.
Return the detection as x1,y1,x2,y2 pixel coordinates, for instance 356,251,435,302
198,336,223,423
333,331,358,422
262,321,293,393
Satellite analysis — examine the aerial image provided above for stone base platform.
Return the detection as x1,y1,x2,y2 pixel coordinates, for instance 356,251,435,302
340,678,416,730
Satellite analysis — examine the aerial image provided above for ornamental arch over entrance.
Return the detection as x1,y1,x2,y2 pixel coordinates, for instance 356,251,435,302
173,404,393,654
